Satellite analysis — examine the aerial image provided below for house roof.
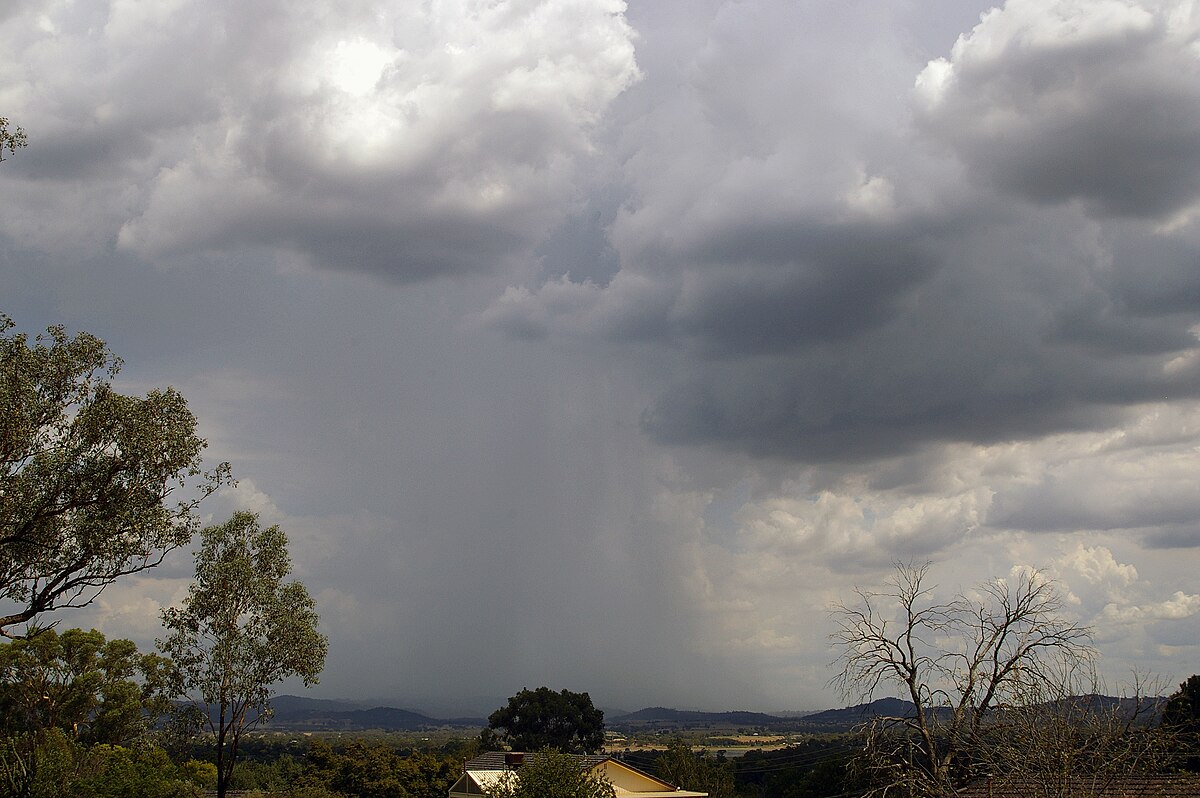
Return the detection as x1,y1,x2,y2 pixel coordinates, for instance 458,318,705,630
465,752,612,771
453,752,706,798
954,774,1200,797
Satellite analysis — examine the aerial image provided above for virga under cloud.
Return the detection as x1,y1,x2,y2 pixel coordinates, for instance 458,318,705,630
2,0,1199,711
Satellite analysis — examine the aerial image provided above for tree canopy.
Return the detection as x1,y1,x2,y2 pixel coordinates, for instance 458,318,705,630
0,627,172,745
1162,674,1200,771
159,510,327,798
654,742,735,798
1163,674,1200,732
1,315,230,638
302,738,461,798
486,687,605,754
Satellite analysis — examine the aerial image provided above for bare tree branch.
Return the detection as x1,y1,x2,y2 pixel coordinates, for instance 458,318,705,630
830,563,1100,797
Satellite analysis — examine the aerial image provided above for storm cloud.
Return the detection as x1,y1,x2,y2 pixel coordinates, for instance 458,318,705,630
488,0,1200,466
4,0,1200,711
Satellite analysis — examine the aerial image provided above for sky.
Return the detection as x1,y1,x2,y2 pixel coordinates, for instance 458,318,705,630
3,0,1200,716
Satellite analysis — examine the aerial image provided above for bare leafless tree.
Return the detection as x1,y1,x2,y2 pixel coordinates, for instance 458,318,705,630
976,664,1175,798
830,562,1094,796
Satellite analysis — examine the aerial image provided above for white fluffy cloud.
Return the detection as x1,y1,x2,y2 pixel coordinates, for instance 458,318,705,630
0,0,639,277
735,487,989,572
1102,591,1200,623
664,400,1200,688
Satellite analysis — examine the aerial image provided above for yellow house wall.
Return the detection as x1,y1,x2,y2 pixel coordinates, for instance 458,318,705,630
592,761,675,793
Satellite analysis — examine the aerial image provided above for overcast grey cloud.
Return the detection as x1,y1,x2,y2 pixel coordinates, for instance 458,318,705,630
3,0,1200,712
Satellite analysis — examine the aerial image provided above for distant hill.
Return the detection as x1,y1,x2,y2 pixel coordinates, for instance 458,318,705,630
610,707,787,727
1039,694,1166,726
800,697,919,727
261,696,485,731
254,693,1161,734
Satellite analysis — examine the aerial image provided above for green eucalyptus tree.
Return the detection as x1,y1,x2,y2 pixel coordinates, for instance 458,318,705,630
0,627,172,744
158,511,327,798
654,743,735,798
1,314,230,638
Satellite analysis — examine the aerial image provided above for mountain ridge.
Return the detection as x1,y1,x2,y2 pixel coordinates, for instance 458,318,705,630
260,696,917,732
259,694,1159,733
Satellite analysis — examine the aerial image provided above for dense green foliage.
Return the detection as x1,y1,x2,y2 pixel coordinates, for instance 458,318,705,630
625,739,858,798
0,628,172,745
159,511,328,798
654,742,736,798
1163,675,1200,771
732,741,863,798
1,729,477,798
298,739,461,798
1,314,230,638
0,630,200,797
174,735,475,798
486,687,605,754
0,729,208,798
